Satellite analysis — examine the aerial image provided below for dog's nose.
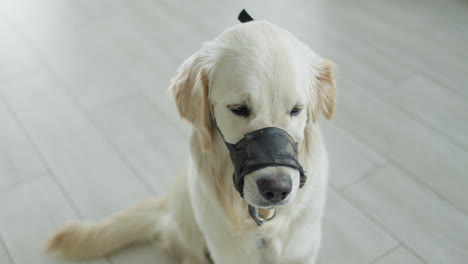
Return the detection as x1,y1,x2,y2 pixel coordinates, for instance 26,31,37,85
256,174,292,202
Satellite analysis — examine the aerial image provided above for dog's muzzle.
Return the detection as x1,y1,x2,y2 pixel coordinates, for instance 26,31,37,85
224,127,306,196
218,127,307,225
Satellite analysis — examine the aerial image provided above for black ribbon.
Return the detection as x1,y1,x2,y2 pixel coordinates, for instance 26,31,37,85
238,9,254,23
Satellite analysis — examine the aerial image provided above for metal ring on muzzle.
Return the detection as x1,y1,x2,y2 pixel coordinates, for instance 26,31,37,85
248,205,276,226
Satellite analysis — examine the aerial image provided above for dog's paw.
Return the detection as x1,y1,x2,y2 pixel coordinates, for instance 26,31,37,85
45,222,94,260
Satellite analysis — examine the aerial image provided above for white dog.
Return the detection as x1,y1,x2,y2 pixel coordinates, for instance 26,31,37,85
46,20,336,264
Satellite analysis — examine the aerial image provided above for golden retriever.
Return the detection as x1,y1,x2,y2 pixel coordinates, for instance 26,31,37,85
46,20,336,264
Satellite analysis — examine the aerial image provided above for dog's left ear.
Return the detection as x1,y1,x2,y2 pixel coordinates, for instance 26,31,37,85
169,50,214,151
310,59,337,121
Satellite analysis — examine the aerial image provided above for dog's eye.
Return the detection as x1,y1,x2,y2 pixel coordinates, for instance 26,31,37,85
228,105,250,117
290,106,303,116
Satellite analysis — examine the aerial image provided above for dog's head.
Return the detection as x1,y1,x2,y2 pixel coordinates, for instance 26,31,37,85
170,21,336,210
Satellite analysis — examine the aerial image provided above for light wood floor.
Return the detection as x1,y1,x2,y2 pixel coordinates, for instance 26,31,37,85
0,0,467,263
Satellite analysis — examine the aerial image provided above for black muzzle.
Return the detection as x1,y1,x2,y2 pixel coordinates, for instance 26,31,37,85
221,127,307,198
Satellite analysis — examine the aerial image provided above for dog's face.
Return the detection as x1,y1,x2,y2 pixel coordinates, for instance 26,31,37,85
170,21,336,209
210,47,309,208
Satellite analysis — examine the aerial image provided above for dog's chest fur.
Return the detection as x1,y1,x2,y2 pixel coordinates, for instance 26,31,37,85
257,236,282,263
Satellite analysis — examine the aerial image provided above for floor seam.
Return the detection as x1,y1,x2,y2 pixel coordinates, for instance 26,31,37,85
0,92,85,221
5,4,160,201
334,114,468,217
337,162,389,192
336,184,431,264
295,2,468,102
368,243,400,264
0,171,48,198
0,236,15,264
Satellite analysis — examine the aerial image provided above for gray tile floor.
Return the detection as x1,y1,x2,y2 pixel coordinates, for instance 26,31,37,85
0,0,467,263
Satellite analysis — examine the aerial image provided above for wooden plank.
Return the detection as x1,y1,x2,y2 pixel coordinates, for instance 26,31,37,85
91,93,189,195
371,0,468,31
319,189,397,264
0,175,108,264
383,75,468,149
375,247,425,264
321,122,386,189
1,69,151,220
335,80,468,213
39,0,122,27
1,0,134,110
75,14,182,123
0,19,40,79
0,237,13,264
158,0,247,33
354,0,468,61
290,0,468,99
0,97,46,193
344,165,468,263
112,0,210,61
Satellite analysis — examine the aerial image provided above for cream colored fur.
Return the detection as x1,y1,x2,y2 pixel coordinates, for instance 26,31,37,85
46,21,336,264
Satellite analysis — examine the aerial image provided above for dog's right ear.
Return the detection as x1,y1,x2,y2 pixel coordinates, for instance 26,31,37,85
169,50,215,151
